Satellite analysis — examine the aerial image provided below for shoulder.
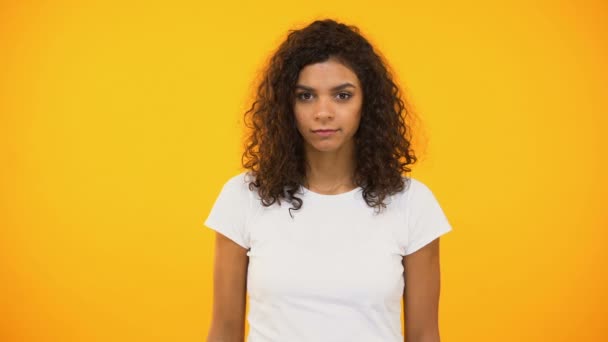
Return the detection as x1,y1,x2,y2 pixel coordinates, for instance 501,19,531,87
398,176,446,213
401,176,451,223
212,171,258,208
222,171,256,192
399,176,433,200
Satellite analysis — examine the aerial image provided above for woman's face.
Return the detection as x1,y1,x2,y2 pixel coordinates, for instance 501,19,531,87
293,58,363,155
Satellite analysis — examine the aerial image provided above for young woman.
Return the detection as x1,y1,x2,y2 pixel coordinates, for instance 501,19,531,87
204,19,453,342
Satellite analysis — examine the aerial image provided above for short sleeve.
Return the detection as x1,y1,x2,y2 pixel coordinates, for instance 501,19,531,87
401,178,453,256
203,172,252,249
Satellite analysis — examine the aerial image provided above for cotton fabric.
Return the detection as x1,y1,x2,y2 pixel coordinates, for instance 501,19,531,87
204,172,453,341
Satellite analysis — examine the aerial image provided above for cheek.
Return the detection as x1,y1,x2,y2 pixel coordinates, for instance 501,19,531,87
345,105,362,124
293,110,302,125
293,111,307,134
293,107,309,124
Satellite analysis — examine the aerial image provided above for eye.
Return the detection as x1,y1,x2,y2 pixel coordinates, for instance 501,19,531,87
296,92,313,101
336,92,352,100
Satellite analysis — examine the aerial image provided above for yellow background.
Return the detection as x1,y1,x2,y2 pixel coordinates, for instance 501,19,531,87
1,0,606,341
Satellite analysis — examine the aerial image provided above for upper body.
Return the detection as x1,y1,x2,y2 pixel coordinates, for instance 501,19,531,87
206,19,453,342
205,172,451,341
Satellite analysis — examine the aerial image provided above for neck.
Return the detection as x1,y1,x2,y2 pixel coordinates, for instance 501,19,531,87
303,141,357,194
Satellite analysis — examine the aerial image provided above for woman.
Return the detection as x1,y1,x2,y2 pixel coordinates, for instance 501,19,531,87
204,19,453,342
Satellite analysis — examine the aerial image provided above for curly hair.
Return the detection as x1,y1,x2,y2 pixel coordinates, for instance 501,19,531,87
241,18,417,218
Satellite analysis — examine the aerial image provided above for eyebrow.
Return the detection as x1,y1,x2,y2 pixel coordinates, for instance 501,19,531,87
294,82,357,92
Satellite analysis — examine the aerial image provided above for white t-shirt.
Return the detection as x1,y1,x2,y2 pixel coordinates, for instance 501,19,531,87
204,171,453,342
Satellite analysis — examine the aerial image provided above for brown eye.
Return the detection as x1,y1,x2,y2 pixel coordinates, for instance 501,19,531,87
297,92,313,101
337,92,352,100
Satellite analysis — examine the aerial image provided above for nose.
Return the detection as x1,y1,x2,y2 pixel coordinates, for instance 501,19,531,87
314,96,334,120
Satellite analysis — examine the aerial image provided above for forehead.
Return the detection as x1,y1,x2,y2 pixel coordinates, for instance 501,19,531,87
296,58,360,87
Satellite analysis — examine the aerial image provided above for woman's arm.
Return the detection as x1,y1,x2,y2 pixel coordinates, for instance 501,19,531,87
402,237,442,342
207,232,249,342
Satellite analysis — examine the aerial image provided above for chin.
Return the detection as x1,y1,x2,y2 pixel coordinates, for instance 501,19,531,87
310,143,341,153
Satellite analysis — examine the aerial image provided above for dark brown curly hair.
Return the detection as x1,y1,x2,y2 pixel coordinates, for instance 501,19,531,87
241,18,417,218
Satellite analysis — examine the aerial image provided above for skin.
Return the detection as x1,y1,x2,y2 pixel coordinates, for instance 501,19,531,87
207,233,248,342
207,57,443,342
403,238,442,342
293,57,362,194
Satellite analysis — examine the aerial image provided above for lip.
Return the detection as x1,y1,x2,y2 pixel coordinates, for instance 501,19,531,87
312,129,338,137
